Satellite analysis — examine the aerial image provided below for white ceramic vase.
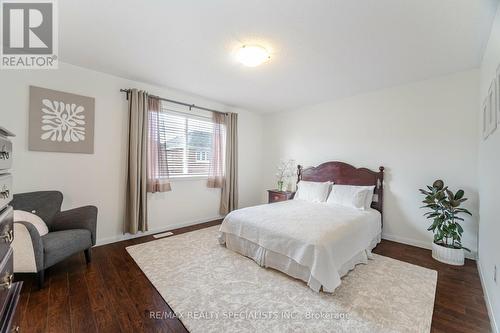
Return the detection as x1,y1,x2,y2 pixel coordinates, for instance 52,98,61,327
432,242,464,266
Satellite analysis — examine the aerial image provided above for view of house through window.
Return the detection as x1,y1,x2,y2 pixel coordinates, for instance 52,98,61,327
157,105,214,178
196,151,210,162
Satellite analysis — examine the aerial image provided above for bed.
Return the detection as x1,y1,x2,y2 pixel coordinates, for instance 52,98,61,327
219,161,385,293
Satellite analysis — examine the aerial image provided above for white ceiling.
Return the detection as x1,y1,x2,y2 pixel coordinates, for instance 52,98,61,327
60,0,499,112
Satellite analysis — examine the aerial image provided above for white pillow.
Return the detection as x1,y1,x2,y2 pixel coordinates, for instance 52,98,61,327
294,181,331,203
327,185,375,210
13,210,49,236
364,186,376,209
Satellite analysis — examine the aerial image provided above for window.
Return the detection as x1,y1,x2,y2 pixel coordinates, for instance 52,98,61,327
157,105,214,178
196,151,210,162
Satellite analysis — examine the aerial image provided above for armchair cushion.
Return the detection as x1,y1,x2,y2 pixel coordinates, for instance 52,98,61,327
42,229,92,269
11,191,63,226
51,206,97,245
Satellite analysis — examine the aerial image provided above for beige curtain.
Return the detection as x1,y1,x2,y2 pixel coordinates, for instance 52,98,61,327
207,112,226,188
125,89,148,234
147,97,172,193
220,113,238,215
207,112,238,214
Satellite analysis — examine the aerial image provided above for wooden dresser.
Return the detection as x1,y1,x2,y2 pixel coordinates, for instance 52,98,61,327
267,189,295,203
0,128,21,333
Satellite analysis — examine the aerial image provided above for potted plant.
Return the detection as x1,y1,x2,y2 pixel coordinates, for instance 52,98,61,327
419,179,471,266
275,159,296,191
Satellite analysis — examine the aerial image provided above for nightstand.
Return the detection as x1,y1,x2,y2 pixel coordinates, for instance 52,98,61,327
267,189,295,203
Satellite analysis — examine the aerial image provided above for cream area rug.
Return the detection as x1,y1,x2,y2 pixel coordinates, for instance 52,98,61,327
126,226,437,333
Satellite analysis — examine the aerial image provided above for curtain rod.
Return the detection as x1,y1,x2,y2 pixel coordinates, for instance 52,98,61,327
120,89,228,115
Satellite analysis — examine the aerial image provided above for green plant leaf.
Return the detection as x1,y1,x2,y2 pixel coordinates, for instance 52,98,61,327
456,208,472,216
454,190,464,200
433,180,444,190
436,192,445,201
446,189,454,201
419,189,431,195
421,204,439,210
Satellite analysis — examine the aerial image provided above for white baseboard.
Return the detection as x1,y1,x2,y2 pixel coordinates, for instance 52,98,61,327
95,215,224,246
381,233,477,260
477,259,499,333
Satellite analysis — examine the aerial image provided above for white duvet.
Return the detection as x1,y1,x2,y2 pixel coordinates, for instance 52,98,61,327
219,199,381,292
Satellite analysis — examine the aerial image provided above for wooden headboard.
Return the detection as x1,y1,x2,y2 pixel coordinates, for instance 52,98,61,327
297,161,385,218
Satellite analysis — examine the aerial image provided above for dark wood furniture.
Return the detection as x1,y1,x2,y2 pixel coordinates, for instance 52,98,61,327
297,161,384,221
267,190,294,203
0,128,21,333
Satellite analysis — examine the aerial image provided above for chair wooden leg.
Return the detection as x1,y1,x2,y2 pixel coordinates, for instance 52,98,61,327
36,270,45,290
84,248,92,264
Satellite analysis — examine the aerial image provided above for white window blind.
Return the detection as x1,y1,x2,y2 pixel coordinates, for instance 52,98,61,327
157,104,214,178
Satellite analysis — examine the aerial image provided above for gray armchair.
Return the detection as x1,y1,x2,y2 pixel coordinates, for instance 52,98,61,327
11,191,97,288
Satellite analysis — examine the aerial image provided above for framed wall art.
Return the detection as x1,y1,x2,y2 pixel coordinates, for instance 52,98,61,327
487,79,497,135
29,86,95,154
483,98,489,140
497,64,500,125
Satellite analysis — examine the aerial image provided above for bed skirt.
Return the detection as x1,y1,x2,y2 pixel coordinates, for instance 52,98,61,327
219,232,381,293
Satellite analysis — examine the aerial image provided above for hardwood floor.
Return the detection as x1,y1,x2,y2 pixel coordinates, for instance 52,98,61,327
373,241,492,333
14,220,491,333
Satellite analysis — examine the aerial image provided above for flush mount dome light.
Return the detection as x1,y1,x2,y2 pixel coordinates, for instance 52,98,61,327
235,45,270,67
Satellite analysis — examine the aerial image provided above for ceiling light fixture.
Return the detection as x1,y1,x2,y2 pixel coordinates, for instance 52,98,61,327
235,45,270,67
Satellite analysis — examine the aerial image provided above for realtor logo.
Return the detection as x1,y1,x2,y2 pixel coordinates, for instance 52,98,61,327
1,0,58,69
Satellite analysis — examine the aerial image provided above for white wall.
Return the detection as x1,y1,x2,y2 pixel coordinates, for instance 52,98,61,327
262,70,480,255
478,4,500,332
0,62,263,244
